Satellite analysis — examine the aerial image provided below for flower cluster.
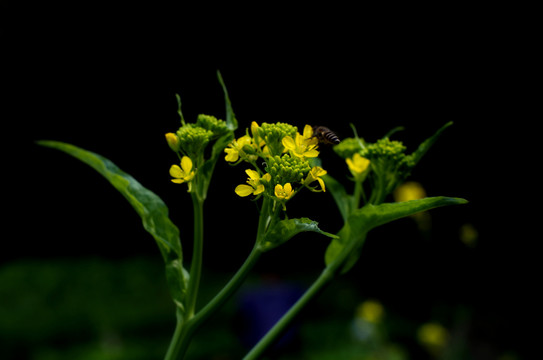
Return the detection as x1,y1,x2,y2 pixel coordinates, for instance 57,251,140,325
334,132,429,204
226,122,327,208
166,114,229,192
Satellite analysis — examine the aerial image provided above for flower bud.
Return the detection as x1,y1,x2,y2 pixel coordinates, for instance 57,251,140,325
165,132,180,152
265,154,311,185
176,125,213,159
196,114,228,137
242,144,257,155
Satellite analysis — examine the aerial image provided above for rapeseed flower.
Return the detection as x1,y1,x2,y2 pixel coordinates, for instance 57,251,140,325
235,169,271,197
274,183,294,200
346,153,370,181
225,135,258,163
304,166,327,192
170,156,196,187
282,124,319,158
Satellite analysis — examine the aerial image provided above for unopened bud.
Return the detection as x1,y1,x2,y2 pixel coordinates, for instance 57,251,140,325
165,133,180,152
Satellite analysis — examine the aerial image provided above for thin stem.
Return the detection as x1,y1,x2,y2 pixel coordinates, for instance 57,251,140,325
164,195,273,360
243,266,335,360
186,193,204,319
164,316,186,360
243,233,366,360
168,246,263,359
191,244,263,329
256,196,273,241
353,180,363,209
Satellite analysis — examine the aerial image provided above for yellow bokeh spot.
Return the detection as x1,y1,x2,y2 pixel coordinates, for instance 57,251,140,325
460,223,478,247
418,322,449,348
393,181,426,202
356,300,384,324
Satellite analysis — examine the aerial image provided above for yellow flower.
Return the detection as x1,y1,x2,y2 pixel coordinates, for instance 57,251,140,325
346,153,370,180
304,166,327,192
235,170,271,197
250,121,260,139
224,135,257,163
282,124,319,158
274,183,294,200
170,156,196,184
165,132,180,152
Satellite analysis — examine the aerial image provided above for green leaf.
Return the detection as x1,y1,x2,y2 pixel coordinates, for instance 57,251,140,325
260,217,338,252
217,70,238,131
325,196,468,273
322,174,353,222
409,121,453,166
199,131,234,199
37,140,188,310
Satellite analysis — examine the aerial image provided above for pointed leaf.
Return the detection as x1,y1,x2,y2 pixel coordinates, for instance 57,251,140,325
322,174,353,222
217,70,238,131
37,140,188,309
199,131,234,199
409,121,453,166
260,217,338,252
325,196,467,273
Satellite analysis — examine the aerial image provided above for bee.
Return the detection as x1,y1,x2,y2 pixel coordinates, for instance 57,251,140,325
312,126,341,145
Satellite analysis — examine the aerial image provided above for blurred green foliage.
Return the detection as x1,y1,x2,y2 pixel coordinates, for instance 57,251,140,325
0,258,406,359
0,257,520,359
0,258,174,359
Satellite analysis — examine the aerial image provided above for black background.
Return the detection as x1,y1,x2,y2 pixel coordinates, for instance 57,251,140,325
4,4,533,358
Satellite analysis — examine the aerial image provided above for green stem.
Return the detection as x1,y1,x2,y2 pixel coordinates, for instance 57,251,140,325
256,196,273,241
192,244,263,329
243,233,366,360
353,180,362,209
164,195,273,360
243,266,334,360
167,245,264,360
186,193,204,319
164,316,186,360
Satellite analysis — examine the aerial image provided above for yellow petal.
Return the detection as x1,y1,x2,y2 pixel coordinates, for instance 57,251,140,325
282,136,296,150
261,173,271,182
169,164,183,178
253,184,265,195
224,148,239,162
245,169,260,180
284,183,293,193
251,121,260,137
303,124,313,139
305,137,319,147
238,135,252,146
317,177,326,192
294,132,304,146
274,184,284,198
184,171,195,182
171,178,184,184
352,154,370,173
311,166,326,177
235,184,254,197
347,157,360,173
181,156,193,173
303,149,320,158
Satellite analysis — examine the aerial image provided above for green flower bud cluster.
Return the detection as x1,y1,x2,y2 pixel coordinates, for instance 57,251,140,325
333,138,364,159
257,122,298,156
361,138,407,163
265,154,311,186
196,114,228,137
360,138,416,200
176,125,214,159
